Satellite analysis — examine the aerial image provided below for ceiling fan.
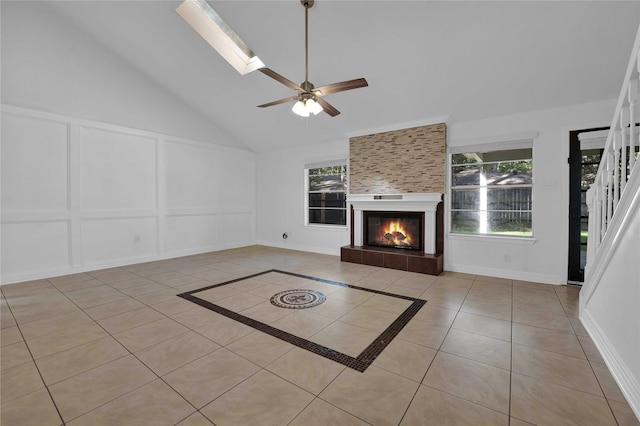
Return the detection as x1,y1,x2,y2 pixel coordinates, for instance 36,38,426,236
257,0,368,117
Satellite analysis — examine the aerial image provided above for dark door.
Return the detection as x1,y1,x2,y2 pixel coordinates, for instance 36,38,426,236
568,127,607,283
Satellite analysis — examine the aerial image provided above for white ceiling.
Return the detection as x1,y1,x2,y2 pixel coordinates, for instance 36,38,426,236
47,1,639,152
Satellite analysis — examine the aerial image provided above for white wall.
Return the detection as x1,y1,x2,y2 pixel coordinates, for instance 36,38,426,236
255,100,617,283
0,0,242,148
581,165,640,419
255,140,350,255
1,106,256,284
446,99,616,283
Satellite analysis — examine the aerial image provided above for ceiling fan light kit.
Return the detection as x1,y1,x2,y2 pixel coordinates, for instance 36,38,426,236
177,0,367,118
257,0,368,118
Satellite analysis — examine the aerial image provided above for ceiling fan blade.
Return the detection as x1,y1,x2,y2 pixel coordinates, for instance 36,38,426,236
316,98,340,117
257,96,299,108
259,68,304,92
313,78,368,96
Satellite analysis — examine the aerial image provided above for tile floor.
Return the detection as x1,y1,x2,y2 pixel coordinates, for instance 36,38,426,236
1,245,638,426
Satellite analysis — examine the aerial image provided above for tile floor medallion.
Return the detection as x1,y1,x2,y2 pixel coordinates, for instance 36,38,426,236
178,270,427,372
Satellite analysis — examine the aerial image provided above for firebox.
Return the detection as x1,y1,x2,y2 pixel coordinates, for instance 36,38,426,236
363,211,424,252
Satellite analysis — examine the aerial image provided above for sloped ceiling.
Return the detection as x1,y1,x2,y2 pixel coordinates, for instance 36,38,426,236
25,1,640,151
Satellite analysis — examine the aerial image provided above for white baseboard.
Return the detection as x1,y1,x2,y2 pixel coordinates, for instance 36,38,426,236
255,240,341,257
0,241,254,285
581,309,640,421
445,262,564,284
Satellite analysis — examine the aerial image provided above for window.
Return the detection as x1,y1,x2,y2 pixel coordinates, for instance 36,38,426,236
306,163,347,226
450,146,533,237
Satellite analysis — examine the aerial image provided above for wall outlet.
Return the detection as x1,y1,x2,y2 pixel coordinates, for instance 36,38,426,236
503,254,511,263
134,235,141,243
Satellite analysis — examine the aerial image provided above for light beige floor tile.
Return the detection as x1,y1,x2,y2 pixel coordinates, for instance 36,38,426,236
246,283,291,299
452,311,511,341
240,301,295,324
420,290,466,310
397,318,449,350
0,387,62,426
441,328,511,370
513,297,566,316
82,297,145,320
0,360,45,404
609,399,640,426
118,281,169,297
361,293,413,314
104,276,157,290
510,418,535,425
192,285,242,302
460,298,512,321
590,361,627,402
271,310,334,338
36,336,129,385
114,317,188,352
310,321,380,357
380,284,425,298
149,296,196,316
266,347,346,395
201,369,314,426
511,372,616,425
135,289,180,305
320,365,419,426
26,321,108,359
12,302,81,325
513,308,574,333
512,323,585,359
176,412,216,426
338,305,399,333
226,331,294,366
569,317,589,336
424,351,510,414
289,398,370,426
511,343,602,396
135,330,220,376
578,335,606,363
465,288,512,305
48,273,94,286
64,284,116,300
18,311,92,340
212,292,267,312
331,287,377,304
54,278,103,293
401,385,508,426
305,297,358,320
411,304,457,328
0,326,23,346
163,347,260,408
172,305,224,329
97,306,165,334
1,340,32,371
49,355,156,422
195,314,255,345
71,292,129,310
67,379,195,426
423,352,510,414
373,337,436,382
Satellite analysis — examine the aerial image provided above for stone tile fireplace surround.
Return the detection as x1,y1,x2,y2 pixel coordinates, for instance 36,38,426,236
342,123,446,275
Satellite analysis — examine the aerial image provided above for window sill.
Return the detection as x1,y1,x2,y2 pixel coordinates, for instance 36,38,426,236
304,224,348,231
447,233,537,245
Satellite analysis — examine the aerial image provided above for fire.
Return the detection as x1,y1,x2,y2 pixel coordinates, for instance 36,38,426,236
380,220,412,247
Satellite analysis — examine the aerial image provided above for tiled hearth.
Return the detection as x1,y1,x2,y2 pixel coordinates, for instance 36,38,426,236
1,246,637,425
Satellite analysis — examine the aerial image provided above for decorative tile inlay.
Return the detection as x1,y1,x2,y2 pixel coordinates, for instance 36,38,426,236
270,289,326,309
178,270,427,372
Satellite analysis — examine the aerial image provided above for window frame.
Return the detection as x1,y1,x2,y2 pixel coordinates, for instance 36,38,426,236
449,141,534,238
304,161,348,228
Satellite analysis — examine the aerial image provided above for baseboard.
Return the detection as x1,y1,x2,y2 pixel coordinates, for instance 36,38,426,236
581,309,640,421
445,262,564,284
0,241,254,285
255,240,341,257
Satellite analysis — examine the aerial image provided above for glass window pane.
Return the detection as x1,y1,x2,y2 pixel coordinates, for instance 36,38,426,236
452,165,480,186
308,166,347,192
451,210,532,236
309,192,345,208
452,188,532,211
308,208,346,225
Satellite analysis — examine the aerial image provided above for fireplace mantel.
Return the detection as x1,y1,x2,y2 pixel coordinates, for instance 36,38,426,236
347,193,442,255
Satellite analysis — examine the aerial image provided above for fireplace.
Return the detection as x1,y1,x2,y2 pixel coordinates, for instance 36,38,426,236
341,193,443,275
363,211,424,252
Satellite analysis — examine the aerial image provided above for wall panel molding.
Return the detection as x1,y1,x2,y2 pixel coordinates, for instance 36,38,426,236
1,105,256,284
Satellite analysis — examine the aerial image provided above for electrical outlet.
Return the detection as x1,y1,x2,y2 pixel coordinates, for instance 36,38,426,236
134,235,141,243
503,254,511,263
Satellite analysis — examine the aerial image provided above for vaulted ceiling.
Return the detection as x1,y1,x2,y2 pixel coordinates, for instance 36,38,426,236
29,2,640,151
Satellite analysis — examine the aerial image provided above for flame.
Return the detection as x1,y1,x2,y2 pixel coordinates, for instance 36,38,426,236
379,220,412,247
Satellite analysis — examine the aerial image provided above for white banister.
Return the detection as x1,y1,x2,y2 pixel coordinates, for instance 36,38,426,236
585,27,640,278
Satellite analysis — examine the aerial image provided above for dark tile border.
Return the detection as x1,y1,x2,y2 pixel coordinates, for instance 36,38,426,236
177,269,427,372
